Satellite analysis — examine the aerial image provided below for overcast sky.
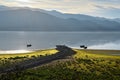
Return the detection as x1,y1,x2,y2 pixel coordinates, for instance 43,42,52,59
0,0,120,18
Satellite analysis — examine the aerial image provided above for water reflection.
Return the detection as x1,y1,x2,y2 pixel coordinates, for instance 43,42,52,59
0,31,120,50
89,40,120,50
0,50,32,54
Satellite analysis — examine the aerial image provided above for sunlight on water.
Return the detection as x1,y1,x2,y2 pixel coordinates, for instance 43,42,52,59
89,41,120,50
0,32,120,50
0,50,32,54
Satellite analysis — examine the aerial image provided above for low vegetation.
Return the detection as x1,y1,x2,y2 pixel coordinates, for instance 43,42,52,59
0,49,57,71
0,49,120,80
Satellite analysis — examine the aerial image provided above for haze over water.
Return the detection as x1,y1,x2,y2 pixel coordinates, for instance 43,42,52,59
0,31,120,52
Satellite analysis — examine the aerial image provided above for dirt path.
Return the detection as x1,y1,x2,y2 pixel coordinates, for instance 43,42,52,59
0,45,76,74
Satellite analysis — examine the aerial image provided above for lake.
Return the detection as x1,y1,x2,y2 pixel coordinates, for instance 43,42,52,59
0,31,120,51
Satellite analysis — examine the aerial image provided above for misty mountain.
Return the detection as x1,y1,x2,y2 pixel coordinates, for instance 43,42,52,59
44,10,103,20
0,5,10,11
0,5,120,31
112,18,120,23
0,5,17,11
43,10,120,31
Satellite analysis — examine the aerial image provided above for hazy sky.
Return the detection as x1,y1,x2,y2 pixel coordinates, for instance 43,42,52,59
0,0,120,18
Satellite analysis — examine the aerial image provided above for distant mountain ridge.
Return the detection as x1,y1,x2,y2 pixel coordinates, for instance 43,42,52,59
0,5,120,31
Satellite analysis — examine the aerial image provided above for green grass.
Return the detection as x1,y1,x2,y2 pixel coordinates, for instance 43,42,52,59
0,49,58,69
0,49,57,58
74,49,120,59
78,49,120,55
0,49,120,80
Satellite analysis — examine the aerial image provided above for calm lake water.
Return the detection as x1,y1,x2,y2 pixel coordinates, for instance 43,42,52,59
0,31,120,51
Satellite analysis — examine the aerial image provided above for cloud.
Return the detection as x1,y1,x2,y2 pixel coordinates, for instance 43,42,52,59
90,5,120,18
0,0,96,12
0,0,120,18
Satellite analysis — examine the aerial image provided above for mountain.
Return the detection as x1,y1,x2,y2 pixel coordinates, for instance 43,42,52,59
0,5,18,11
112,18,120,23
44,10,102,20
0,5,120,31
0,5,10,11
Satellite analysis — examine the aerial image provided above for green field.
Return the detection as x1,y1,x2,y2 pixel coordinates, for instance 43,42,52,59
0,49,58,71
0,49,57,58
0,49,120,80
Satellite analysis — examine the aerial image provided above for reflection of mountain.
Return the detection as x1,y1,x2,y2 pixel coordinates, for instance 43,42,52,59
0,5,120,31
89,40,120,50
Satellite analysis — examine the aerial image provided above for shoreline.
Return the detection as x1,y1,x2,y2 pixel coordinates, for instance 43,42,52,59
0,50,34,54
0,48,120,56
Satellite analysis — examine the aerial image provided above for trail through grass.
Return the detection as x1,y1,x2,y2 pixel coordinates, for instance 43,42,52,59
0,49,120,80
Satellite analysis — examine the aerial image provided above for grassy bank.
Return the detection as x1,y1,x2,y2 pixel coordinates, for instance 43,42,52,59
0,49,57,58
0,49,120,80
0,49,57,70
